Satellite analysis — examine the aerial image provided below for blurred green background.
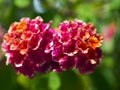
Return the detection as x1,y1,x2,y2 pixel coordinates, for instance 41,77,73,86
0,0,120,90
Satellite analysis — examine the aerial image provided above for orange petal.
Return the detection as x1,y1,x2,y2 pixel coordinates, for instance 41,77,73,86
54,28,61,33
88,36,101,49
19,40,28,55
21,31,32,40
10,39,20,50
20,49,27,55
3,33,13,44
16,21,27,31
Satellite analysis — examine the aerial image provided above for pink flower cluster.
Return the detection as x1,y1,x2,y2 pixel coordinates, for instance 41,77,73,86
2,16,103,78
52,20,103,73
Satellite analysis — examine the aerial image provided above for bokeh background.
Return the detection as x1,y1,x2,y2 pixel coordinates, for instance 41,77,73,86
0,0,120,90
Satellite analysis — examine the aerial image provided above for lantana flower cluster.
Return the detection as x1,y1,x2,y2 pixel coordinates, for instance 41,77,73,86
2,16,103,78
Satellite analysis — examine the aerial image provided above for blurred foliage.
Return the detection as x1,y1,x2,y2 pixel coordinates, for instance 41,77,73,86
0,0,120,90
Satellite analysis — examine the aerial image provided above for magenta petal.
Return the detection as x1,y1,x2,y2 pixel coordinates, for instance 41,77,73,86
28,24,39,33
59,56,75,70
36,62,52,73
76,53,98,74
63,39,76,54
52,45,65,61
59,22,68,31
51,61,63,72
96,47,102,59
87,48,102,61
9,51,25,64
28,34,42,49
40,22,51,32
15,60,35,78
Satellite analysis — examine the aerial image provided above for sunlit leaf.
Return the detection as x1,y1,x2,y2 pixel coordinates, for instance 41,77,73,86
0,0,3,4
14,0,31,8
52,14,62,27
48,72,61,90
17,74,30,89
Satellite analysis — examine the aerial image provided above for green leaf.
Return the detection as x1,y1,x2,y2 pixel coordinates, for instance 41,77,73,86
17,74,30,89
48,72,61,90
52,14,62,27
14,0,31,8
111,0,120,10
102,39,114,54
59,70,89,90
103,56,115,68
0,0,3,4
